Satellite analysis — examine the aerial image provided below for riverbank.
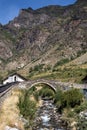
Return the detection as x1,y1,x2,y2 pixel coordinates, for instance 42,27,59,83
0,88,24,130
0,86,87,130
0,87,44,130
0,88,67,130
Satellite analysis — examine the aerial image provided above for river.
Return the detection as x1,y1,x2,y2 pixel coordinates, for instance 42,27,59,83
32,99,69,130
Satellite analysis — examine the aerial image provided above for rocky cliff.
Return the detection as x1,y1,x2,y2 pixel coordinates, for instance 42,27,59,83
0,0,87,78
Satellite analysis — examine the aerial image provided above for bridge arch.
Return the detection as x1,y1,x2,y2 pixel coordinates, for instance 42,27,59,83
26,81,56,92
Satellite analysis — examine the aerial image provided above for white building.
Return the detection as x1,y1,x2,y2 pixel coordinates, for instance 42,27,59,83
3,73,26,85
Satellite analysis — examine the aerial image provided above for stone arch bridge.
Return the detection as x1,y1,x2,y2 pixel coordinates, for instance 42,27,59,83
1,79,87,102
19,79,87,92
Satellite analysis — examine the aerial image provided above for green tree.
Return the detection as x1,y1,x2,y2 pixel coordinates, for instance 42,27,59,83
62,88,83,108
54,88,83,112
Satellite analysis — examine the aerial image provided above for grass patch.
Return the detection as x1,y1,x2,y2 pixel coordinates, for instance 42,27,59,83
18,89,37,120
53,58,70,68
0,88,24,130
28,66,87,83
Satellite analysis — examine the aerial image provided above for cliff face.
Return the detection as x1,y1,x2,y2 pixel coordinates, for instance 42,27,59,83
0,0,87,76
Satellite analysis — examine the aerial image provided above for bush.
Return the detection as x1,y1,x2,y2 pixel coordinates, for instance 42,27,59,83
67,110,75,118
0,75,3,83
76,117,87,130
33,91,39,101
54,88,83,112
62,88,83,108
54,88,63,103
17,90,37,120
74,101,87,114
33,64,44,72
54,58,70,68
54,88,63,112
38,86,55,99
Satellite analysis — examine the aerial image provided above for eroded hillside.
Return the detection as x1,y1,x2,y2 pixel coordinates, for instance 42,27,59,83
0,0,87,81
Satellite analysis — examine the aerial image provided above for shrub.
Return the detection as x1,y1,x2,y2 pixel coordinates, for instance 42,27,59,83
62,88,83,108
76,117,87,130
74,101,87,114
0,75,3,83
17,90,37,120
33,91,39,101
54,88,63,103
67,110,75,118
38,86,55,99
33,64,44,72
54,88,83,112
54,58,70,68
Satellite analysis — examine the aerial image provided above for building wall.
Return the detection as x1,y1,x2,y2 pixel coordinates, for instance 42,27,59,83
15,75,24,82
3,75,25,85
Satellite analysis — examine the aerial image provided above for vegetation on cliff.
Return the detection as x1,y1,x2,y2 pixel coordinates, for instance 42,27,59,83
0,0,87,82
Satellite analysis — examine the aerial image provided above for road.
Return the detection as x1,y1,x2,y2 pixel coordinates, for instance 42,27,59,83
0,83,17,97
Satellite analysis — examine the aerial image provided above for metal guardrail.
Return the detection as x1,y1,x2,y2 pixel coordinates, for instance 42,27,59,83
0,87,12,98
0,82,19,98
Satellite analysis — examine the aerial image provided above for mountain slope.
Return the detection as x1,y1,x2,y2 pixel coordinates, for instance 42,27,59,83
0,0,87,80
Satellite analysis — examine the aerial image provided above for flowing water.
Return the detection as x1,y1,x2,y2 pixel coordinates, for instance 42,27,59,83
33,100,69,130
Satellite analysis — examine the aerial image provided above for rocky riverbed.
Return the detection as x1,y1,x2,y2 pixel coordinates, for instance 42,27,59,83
32,100,69,130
